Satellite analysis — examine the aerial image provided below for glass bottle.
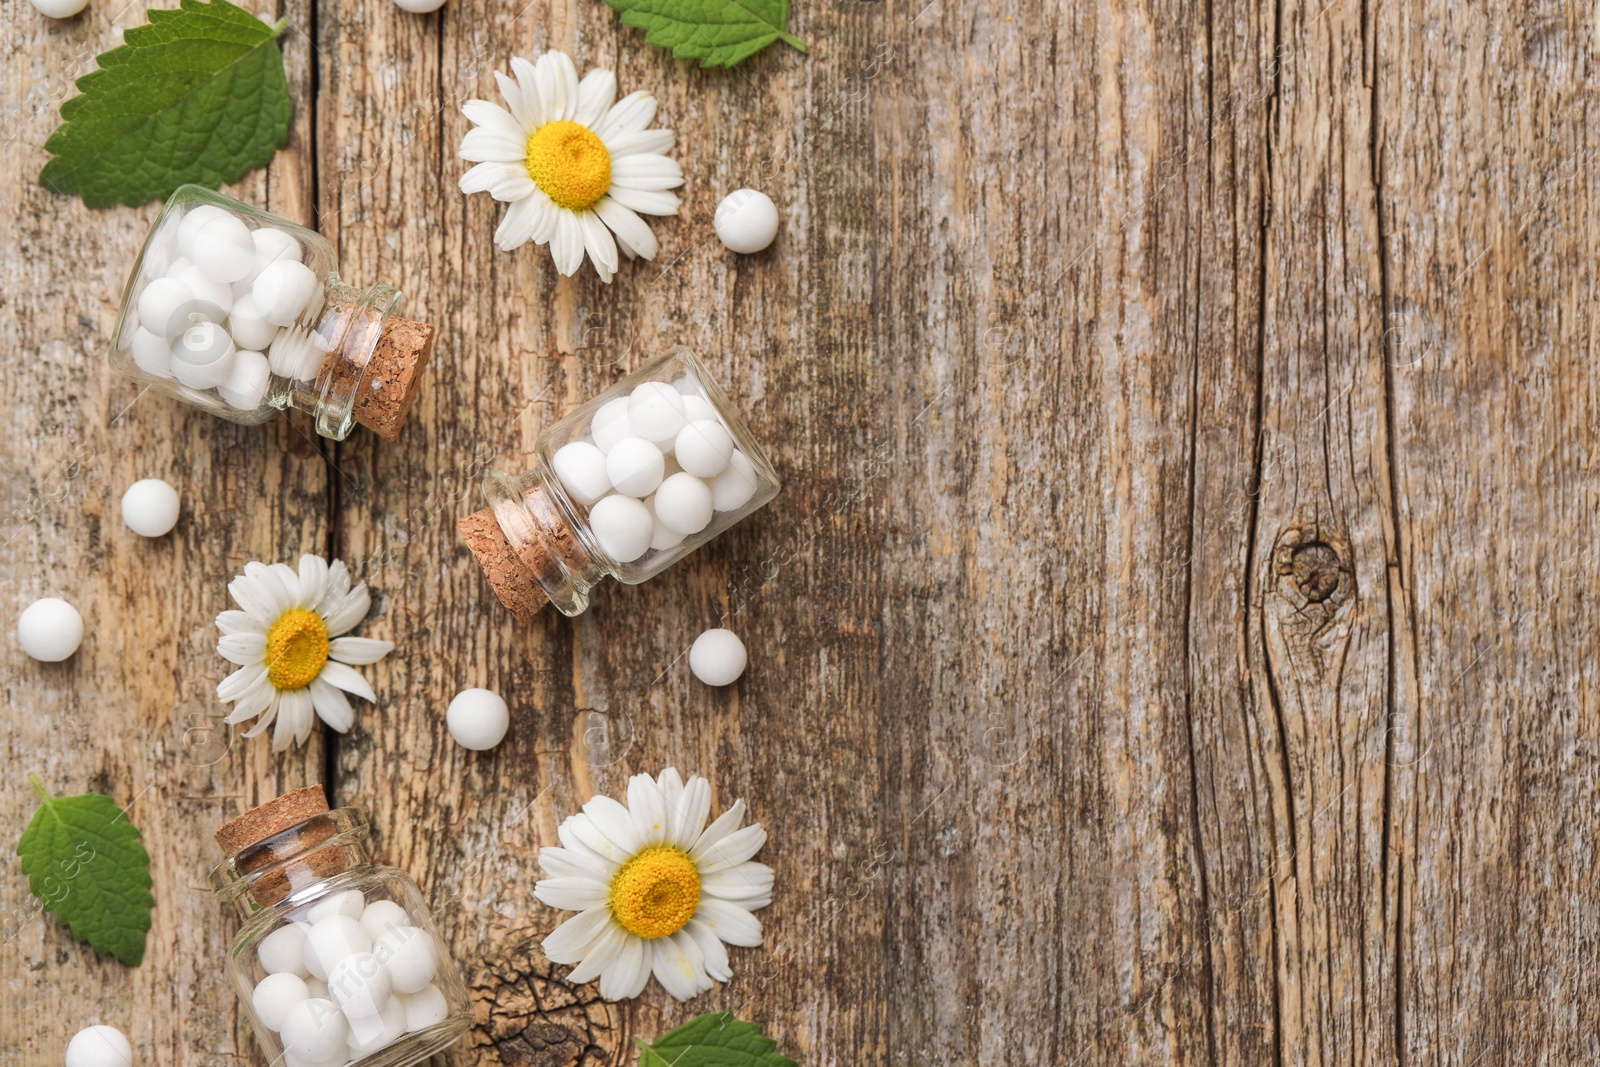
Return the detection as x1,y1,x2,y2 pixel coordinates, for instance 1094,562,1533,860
460,347,781,618
110,185,435,441
209,787,471,1067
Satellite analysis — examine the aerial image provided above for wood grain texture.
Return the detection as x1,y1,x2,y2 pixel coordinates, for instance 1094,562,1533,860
1,0,1597,1064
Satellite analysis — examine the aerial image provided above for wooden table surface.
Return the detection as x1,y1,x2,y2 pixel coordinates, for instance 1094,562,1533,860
4,0,1597,1063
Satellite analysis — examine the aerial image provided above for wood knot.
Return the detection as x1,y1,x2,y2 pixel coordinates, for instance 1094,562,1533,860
1272,523,1353,613
468,935,627,1066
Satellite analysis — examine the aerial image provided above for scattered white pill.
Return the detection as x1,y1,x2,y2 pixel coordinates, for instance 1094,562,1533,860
326,951,392,1018
708,451,759,512
689,628,748,686
253,260,319,327
346,995,406,1055
227,294,280,351
177,205,230,255
590,396,634,452
279,998,348,1063
399,984,449,1032
303,915,371,981
714,189,780,254
674,419,734,477
31,0,89,19
628,381,688,446
128,327,174,378
306,888,365,923
551,441,612,507
252,971,310,1032
252,226,302,270
17,598,83,662
372,925,437,994
605,437,666,497
652,472,714,535
587,495,654,563
175,265,234,318
392,0,448,11
170,322,237,390
360,900,411,943
63,1025,132,1067
136,277,194,338
445,688,509,751
258,922,309,975
119,479,180,538
218,350,272,410
190,214,256,283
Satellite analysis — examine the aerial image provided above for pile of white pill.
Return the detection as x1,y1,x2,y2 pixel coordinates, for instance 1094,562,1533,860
251,890,448,1066
123,204,325,411
551,379,762,565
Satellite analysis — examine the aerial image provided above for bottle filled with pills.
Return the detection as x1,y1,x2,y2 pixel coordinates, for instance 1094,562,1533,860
209,788,471,1067
110,186,436,441
459,347,780,619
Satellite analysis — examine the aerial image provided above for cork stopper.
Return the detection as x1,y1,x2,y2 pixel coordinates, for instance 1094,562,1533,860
459,482,593,622
459,509,548,624
351,316,435,441
215,786,344,908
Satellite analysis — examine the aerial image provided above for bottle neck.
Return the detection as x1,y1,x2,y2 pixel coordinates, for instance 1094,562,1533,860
283,280,400,440
209,807,373,918
471,468,607,618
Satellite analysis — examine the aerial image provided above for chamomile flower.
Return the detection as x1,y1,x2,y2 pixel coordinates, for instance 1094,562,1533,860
457,49,684,283
214,555,394,751
535,768,773,1001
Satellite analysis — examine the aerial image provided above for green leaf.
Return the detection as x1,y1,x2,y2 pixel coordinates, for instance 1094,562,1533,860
602,0,807,68
15,774,154,966
39,0,293,208
635,1012,798,1067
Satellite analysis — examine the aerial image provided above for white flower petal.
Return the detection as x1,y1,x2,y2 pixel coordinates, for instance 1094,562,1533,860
241,692,280,738
293,689,317,747
626,772,668,845
527,189,560,245
690,799,745,855
461,161,535,203
537,845,615,882
272,690,306,751
318,661,377,702
551,210,586,276
459,125,526,165
601,128,674,158
594,197,657,261
685,919,732,982
463,99,528,143
564,921,626,985
494,70,537,130
223,680,274,724
320,560,352,611
599,935,650,1001
319,582,371,637
582,795,644,854
539,50,580,122
670,776,712,851
651,931,709,1001
694,897,764,948
217,631,267,666
605,186,680,217
696,824,768,874
510,56,546,127
228,571,280,627
309,678,355,733
218,662,268,703
558,813,630,868
542,905,613,964
296,554,329,607
595,91,658,139
215,610,255,636
578,210,619,281
574,67,617,126
494,194,541,252
701,861,774,908
328,637,393,666
533,876,608,911
269,563,302,606
609,154,683,190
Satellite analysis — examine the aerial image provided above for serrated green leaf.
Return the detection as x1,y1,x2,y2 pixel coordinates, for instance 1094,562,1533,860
39,0,293,208
16,774,154,966
635,1012,798,1067
602,0,807,68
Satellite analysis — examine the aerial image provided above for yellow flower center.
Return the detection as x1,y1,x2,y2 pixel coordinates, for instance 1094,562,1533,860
524,120,612,212
263,608,329,691
608,846,701,939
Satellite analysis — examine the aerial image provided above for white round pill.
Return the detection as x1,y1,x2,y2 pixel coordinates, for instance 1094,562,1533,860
674,419,735,477
170,322,237,389
17,598,83,662
399,984,449,1032
306,888,365,923
190,214,256,282
360,899,411,943
392,0,448,10
120,479,180,538
689,629,748,686
137,277,194,338
326,951,392,1018
628,381,688,445
177,205,230,256
346,995,407,1055
252,971,310,1032
682,394,720,425
31,0,89,18
175,265,234,319
708,451,759,512
714,189,780,254
252,226,302,271
63,1025,132,1067
279,998,348,1062
253,260,319,327
258,922,309,975
218,349,272,410
605,437,665,497
646,497,685,552
652,472,714,535
588,495,654,563
373,925,437,994
303,915,371,981
590,396,634,453
128,327,174,378
446,688,509,751
551,441,612,506
227,294,280,351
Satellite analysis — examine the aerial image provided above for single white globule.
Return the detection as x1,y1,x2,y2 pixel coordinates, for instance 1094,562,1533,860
446,688,510,751
175,264,234,318
258,922,309,975
652,472,714,535
306,888,365,923
674,419,735,477
253,260,319,327
360,900,410,943
605,437,666,497
689,628,748,687
709,451,759,512
120,479,180,538
190,214,257,283
251,971,310,1032
326,951,393,1018
590,395,635,452
400,984,449,1032
252,226,302,270
392,0,448,11
278,998,349,1062
170,322,237,390
129,327,174,378
303,915,371,981
588,494,654,563
682,393,719,426
17,597,83,662
373,924,437,994
177,205,229,255
646,496,686,552
628,381,688,445
136,277,194,338
218,350,272,411
714,189,780,254
63,1025,132,1067
31,0,89,18
227,294,280,351
552,441,612,506
346,994,407,1055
